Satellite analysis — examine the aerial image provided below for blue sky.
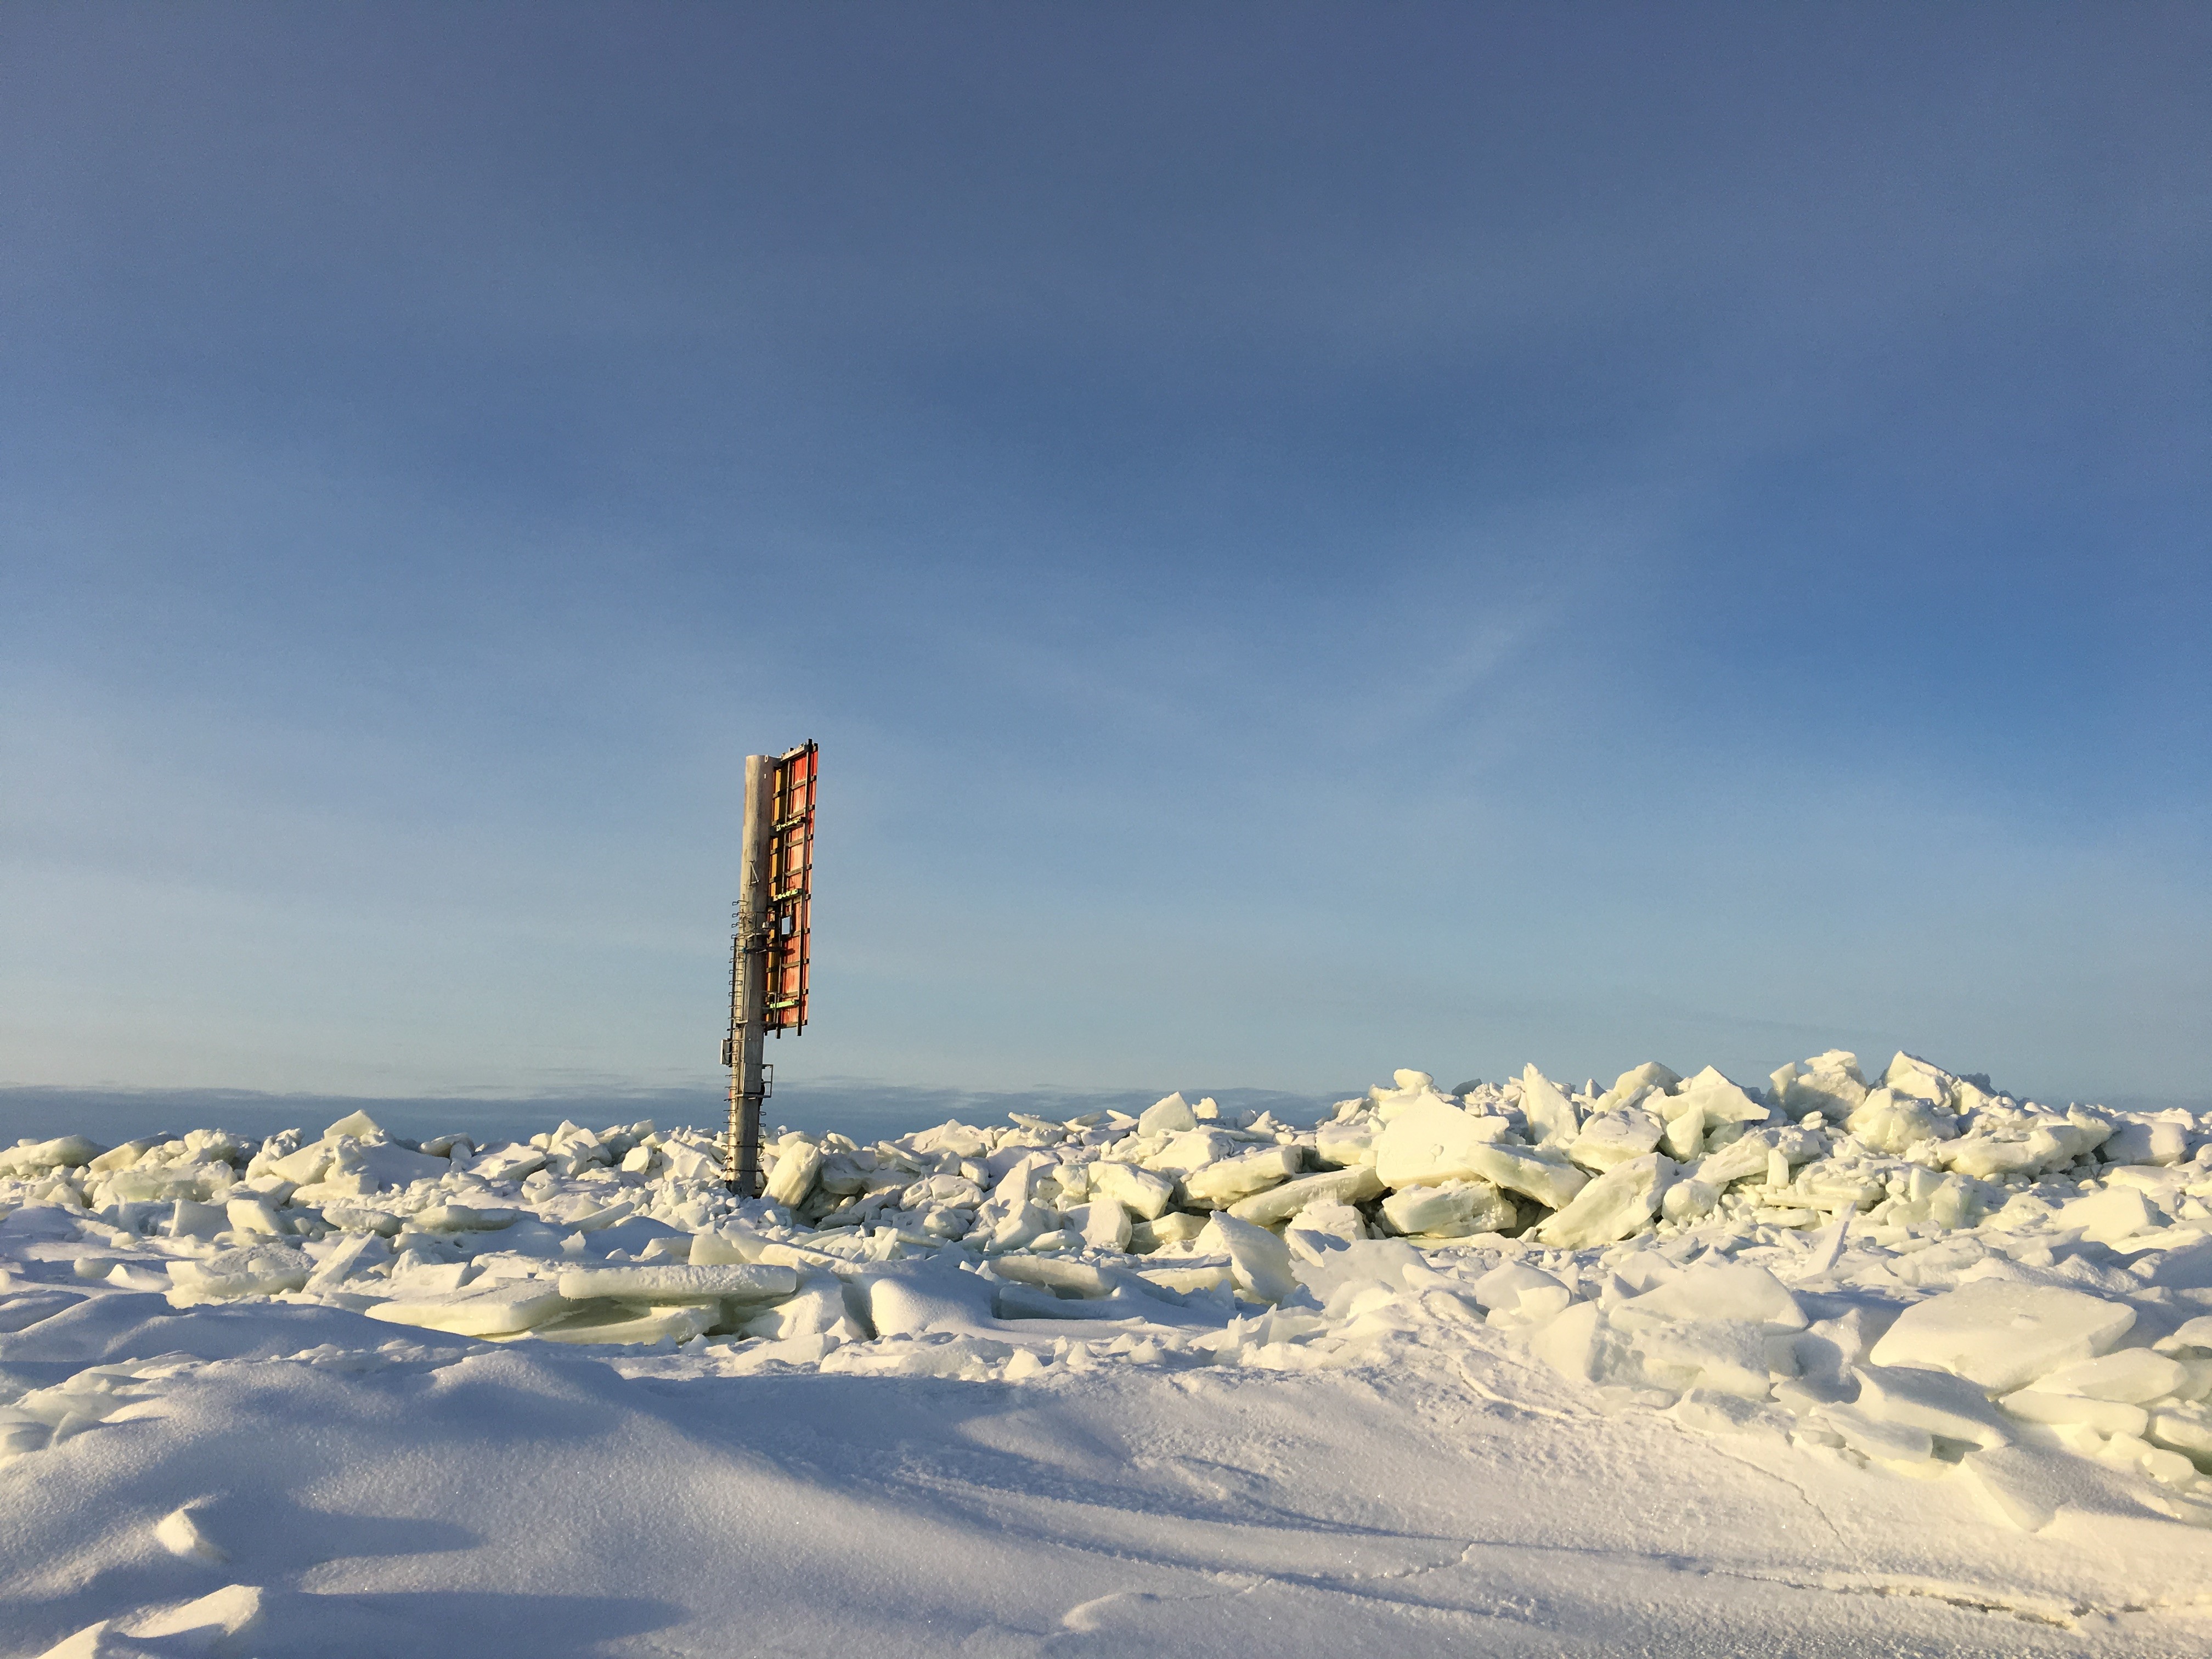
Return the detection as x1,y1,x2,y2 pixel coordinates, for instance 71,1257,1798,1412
3,3,2207,1135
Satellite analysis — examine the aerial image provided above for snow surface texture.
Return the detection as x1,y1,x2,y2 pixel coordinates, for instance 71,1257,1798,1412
4,1050,2211,1656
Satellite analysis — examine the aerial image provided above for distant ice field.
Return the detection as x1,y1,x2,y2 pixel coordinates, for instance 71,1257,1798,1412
0,1082,1339,1162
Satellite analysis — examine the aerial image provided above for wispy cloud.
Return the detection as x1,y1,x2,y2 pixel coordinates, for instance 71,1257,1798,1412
3,5,2203,1109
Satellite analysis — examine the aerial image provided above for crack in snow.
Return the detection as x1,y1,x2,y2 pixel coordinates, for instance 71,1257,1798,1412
1450,1355,1589,1424
1696,1566,2095,1629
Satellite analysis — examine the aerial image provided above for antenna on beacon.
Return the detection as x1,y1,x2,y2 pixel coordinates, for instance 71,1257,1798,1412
721,741,817,1196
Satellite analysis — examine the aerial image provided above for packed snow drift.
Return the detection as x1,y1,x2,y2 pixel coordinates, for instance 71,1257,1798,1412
4,1049,2211,1656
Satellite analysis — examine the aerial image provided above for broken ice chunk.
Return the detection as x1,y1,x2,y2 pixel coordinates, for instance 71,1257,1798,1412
1379,1179,1516,1239
222,1196,287,1237
411,1204,521,1233
2101,1118,2190,1167
1228,1166,1384,1227
2056,1186,2165,1245
1943,1116,2108,1180
985,1201,1056,1254
911,1121,990,1159
1128,1212,1208,1252
1850,1363,2012,1448
1881,1051,1961,1107
1365,1070,1463,1124
538,1301,720,1346
1768,1051,1869,1120
1076,1197,1133,1252
167,1199,228,1242
2154,1316,2212,1357
1693,1131,1779,1189
1566,1110,1663,1173
1659,1106,1706,1163
2148,1409,2212,1461
664,1141,721,1182
0,1135,105,1175
1868,1281,2135,1393
1809,1400,1935,1466
1137,1093,1199,1136
866,1260,1003,1339
1632,1319,1786,1400
765,1142,821,1207
165,1245,313,1305
470,1144,548,1182
1374,1104,1491,1188
993,1282,1165,1322
690,1228,766,1266
740,1273,854,1340
1959,1446,2058,1531
1471,1262,1572,1325
1286,1199,1369,1249
2104,1431,2203,1491
1460,1140,1586,1210
1372,1101,1584,1204
2031,1347,2187,1404
1607,1262,1806,1331
1091,1161,1176,1220
1658,1178,1718,1224
366,1281,571,1337
394,1260,472,1294
1666,1067,1773,1129
265,1141,334,1186
1136,1260,1234,1296
1997,1389,2149,1436
303,1230,390,1293
1592,1062,1682,1114
1517,1065,1581,1148
1845,1089,1957,1154
330,1138,450,1193
85,1138,154,1175
1311,1119,1376,1168
1182,1147,1301,1207
1197,1212,1298,1304
1143,1129,1239,1178
1533,1153,1674,1249
320,1204,402,1236
991,1256,1119,1298
556,1263,798,1303
1525,1300,1617,1383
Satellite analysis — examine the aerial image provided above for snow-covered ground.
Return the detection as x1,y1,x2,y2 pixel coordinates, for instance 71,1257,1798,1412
4,1049,2210,1656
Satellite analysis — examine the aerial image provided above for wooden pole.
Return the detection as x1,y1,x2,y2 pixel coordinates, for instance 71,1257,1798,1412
726,753,774,1195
